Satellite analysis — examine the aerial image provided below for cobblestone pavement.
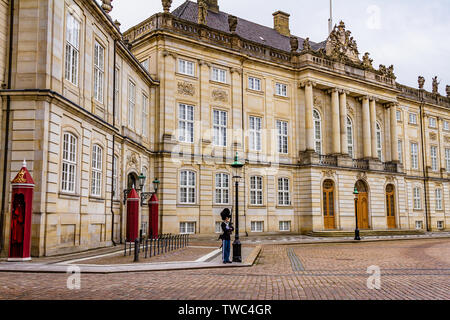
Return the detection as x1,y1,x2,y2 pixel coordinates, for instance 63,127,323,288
0,239,448,300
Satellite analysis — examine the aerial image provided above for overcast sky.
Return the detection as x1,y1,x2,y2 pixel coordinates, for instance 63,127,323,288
105,0,449,94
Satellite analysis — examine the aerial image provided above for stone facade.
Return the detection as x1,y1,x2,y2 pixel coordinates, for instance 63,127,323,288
0,0,449,257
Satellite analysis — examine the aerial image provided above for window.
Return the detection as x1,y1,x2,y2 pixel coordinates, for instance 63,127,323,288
213,110,227,147
248,77,261,91
93,41,105,102
251,221,264,233
179,104,194,143
278,178,290,206
215,173,229,205
409,113,417,125
249,116,262,152
444,121,449,131
313,109,322,154
435,188,442,210
128,81,136,128
178,59,194,76
212,67,226,83
275,83,287,97
141,59,149,70
347,117,354,158
65,13,80,85
411,143,419,170
429,117,437,128
446,149,450,172
415,221,423,230
142,93,149,137
277,120,288,154
413,187,421,210
180,170,196,204
398,140,403,164
431,146,438,172
113,155,119,200
279,221,291,232
61,133,77,193
250,176,263,205
91,144,103,197
396,110,402,122
114,67,120,122
437,221,444,229
215,221,222,234
180,222,196,234
376,122,382,160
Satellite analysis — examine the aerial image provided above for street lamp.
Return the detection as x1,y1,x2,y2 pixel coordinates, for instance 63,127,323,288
140,177,160,206
152,178,160,194
138,172,146,191
231,152,244,263
353,186,361,241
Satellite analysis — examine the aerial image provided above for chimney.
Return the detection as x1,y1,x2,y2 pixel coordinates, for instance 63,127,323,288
197,0,219,14
273,11,290,37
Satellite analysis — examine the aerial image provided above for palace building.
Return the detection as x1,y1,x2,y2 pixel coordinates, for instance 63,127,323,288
0,0,449,257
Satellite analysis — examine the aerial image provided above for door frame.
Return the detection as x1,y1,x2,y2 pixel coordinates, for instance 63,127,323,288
355,180,371,230
386,183,397,229
322,179,336,230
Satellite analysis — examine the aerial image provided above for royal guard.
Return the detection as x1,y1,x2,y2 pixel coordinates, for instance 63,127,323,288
8,160,35,261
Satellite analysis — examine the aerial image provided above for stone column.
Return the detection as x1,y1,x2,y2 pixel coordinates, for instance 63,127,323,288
330,88,341,154
304,81,315,152
361,96,372,159
390,103,399,162
370,98,377,159
339,90,348,155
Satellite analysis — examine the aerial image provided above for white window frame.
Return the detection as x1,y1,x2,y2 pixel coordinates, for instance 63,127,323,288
142,93,149,137
141,58,149,71
376,122,382,161
213,110,227,147
212,67,227,83
180,222,196,234
429,117,437,128
61,132,77,193
278,178,291,206
65,12,80,86
413,187,421,210
277,120,288,154
279,221,291,232
437,221,444,229
91,144,103,197
415,221,423,230
128,80,136,128
435,188,442,210
431,146,438,172
180,170,196,204
248,76,261,91
445,148,450,173
178,59,195,76
251,221,264,233
347,117,354,158
215,173,230,205
411,142,419,170
313,109,322,154
250,176,263,206
249,116,262,152
396,110,402,122
93,41,105,103
275,83,287,97
178,104,194,143
409,113,417,125
444,121,449,131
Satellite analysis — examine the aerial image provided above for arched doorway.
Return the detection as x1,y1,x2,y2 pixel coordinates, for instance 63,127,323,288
127,172,138,190
386,184,396,229
323,180,336,230
355,180,370,229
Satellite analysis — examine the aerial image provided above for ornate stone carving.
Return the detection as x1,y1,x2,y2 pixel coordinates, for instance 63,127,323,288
198,0,208,25
377,64,396,79
386,176,396,183
430,132,437,141
127,152,139,169
322,170,336,177
177,81,195,96
445,136,450,144
101,0,113,13
313,95,322,108
325,21,360,63
347,102,355,115
356,172,367,181
418,76,425,89
161,0,172,13
212,89,228,102
432,76,440,94
362,52,373,69
446,85,450,98
302,37,311,52
290,36,299,52
228,15,238,33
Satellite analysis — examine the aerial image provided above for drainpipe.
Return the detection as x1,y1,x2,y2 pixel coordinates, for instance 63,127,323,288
240,58,248,237
111,39,117,245
0,0,15,254
419,89,430,232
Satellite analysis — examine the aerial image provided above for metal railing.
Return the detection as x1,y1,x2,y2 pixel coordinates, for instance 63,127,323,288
124,234,190,262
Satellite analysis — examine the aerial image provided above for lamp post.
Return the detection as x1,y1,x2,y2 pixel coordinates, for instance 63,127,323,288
353,186,361,241
231,152,244,263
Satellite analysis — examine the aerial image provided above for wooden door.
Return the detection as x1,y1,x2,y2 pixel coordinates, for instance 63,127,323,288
386,185,396,229
323,180,336,230
357,192,370,229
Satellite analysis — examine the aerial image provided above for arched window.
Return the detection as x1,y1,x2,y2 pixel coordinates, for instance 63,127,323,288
180,170,196,204
376,122,382,160
61,132,77,193
347,117,354,158
313,109,322,154
91,144,103,197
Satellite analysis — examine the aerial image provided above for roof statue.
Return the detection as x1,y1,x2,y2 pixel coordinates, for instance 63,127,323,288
290,36,299,52
161,0,173,13
362,52,373,70
325,21,360,63
446,85,450,98
198,0,208,25
432,76,440,94
228,15,238,33
418,76,425,89
302,37,311,52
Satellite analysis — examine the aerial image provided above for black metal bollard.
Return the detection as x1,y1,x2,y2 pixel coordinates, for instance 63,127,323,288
134,238,139,262
177,235,180,249
129,241,132,256
157,237,160,255
144,239,148,258
139,229,143,243
124,241,127,256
